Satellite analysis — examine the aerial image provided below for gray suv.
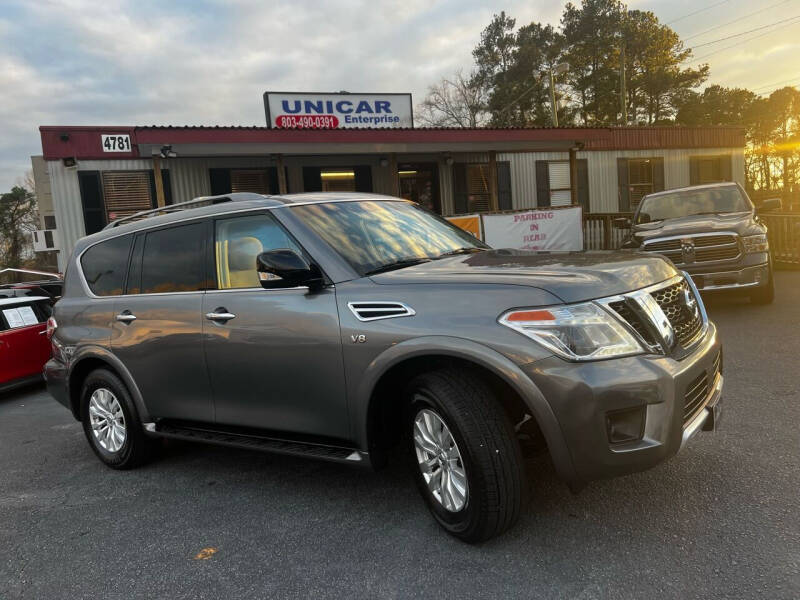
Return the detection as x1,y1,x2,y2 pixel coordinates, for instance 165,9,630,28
45,193,723,542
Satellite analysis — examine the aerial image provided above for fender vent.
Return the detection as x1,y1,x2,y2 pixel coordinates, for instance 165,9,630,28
348,301,416,322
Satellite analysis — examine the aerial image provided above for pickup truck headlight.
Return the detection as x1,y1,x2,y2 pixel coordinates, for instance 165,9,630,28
499,303,643,361
742,234,769,254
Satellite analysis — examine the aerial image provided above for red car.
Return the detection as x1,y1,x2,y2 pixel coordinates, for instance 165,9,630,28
0,296,53,393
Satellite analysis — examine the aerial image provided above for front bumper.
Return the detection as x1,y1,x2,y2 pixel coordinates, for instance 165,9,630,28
522,323,722,484
685,261,770,292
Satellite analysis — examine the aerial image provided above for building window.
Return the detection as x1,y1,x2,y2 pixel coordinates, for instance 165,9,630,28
43,215,56,230
231,169,270,193
547,161,572,207
466,164,490,212
628,159,654,207
320,169,356,192
697,157,722,183
101,171,153,222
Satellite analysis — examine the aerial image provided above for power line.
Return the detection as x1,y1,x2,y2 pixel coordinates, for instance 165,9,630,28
683,0,793,42
751,75,800,92
689,14,800,49
666,0,730,25
756,82,800,95
686,15,800,62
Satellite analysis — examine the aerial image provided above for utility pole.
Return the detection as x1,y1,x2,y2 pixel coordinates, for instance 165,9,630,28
620,43,627,125
549,69,559,127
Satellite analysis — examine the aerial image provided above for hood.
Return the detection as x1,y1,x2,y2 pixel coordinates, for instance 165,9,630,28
369,249,677,304
631,211,763,245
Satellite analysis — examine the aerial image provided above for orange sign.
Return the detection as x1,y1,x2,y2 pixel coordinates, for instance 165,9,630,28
446,215,483,240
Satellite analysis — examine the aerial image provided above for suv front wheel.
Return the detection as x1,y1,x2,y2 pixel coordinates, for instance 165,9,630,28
80,369,156,469
406,368,526,543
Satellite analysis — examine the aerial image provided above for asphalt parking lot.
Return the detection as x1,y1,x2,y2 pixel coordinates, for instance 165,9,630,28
1,272,799,600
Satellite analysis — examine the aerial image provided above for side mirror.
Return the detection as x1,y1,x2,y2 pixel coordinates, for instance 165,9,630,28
256,249,322,289
757,198,782,213
613,217,632,229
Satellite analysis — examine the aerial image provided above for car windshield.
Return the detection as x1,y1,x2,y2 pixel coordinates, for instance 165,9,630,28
636,186,751,224
290,200,487,276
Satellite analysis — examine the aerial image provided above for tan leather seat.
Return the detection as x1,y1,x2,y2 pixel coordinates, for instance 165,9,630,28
227,237,263,288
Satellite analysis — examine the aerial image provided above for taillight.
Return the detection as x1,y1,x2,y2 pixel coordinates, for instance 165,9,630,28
46,316,57,339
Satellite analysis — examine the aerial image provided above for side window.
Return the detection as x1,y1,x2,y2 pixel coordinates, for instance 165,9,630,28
215,213,302,289
80,235,133,296
141,223,205,294
0,301,49,330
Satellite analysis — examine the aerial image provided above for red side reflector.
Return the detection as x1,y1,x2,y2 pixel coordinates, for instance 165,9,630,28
506,310,555,322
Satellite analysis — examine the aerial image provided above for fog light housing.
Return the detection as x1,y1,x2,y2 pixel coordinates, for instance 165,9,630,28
606,407,646,444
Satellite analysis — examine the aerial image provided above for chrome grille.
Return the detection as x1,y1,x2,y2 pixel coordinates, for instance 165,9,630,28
682,349,722,426
650,280,704,347
604,274,707,355
643,233,740,266
683,372,709,424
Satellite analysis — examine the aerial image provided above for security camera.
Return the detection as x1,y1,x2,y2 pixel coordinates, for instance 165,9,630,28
159,145,177,159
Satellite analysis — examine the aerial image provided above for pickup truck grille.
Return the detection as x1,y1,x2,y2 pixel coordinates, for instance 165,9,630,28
606,275,706,354
642,233,740,267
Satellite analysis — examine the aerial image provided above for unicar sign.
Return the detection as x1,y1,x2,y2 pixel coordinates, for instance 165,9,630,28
264,92,413,129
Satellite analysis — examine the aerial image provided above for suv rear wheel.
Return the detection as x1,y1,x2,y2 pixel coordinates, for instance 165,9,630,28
406,368,526,543
80,369,156,469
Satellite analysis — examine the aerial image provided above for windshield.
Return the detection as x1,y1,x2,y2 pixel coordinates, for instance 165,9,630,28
636,186,752,224
290,200,487,276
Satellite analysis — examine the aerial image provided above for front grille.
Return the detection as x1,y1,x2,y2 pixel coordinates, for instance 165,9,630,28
683,372,709,424
609,299,657,346
695,246,739,262
645,239,681,252
650,280,704,347
643,233,740,266
682,349,722,426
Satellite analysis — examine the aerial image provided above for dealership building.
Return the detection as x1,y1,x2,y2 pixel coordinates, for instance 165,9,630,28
32,92,745,270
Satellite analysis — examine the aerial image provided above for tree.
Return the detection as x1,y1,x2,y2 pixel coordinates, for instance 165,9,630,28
415,70,489,128
0,186,38,269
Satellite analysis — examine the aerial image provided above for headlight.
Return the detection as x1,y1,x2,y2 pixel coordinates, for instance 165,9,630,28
742,234,768,253
499,303,643,361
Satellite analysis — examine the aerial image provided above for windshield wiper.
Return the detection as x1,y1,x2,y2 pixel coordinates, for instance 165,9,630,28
364,257,432,275
435,247,484,258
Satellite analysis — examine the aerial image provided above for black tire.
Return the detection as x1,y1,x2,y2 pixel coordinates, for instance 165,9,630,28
405,368,526,543
750,268,775,305
80,369,156,469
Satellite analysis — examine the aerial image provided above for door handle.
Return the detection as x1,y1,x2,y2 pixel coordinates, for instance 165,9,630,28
39,330,48,335
205,310,236,322
115,312,137,323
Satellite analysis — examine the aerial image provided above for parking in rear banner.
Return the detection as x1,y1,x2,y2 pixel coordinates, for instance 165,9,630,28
264,92,413,129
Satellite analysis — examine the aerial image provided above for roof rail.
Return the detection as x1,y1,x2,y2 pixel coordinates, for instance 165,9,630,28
103,195,239,229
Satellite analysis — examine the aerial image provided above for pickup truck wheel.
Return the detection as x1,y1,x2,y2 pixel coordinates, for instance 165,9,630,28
406,369,526,543
80,369,156,470
750,268,775,304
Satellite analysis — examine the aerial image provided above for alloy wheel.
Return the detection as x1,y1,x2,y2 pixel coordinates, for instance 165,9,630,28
88,388,127,453
413,406,468,512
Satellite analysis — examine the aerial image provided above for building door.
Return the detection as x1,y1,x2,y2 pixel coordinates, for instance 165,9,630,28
399,163,440,213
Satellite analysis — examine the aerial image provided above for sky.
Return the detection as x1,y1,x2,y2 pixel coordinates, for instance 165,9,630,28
1,0,799,190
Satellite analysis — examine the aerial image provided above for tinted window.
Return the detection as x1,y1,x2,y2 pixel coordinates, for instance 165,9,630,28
0,301,50,331
141,223,205,294
80,235,132,296
215,214,302,289
636,186,751,224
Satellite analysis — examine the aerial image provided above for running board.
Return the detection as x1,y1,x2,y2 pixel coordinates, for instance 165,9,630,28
143,422,369,466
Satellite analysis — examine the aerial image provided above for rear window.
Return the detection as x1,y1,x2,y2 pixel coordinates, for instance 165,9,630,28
80,235,133,296
140,223,205,294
